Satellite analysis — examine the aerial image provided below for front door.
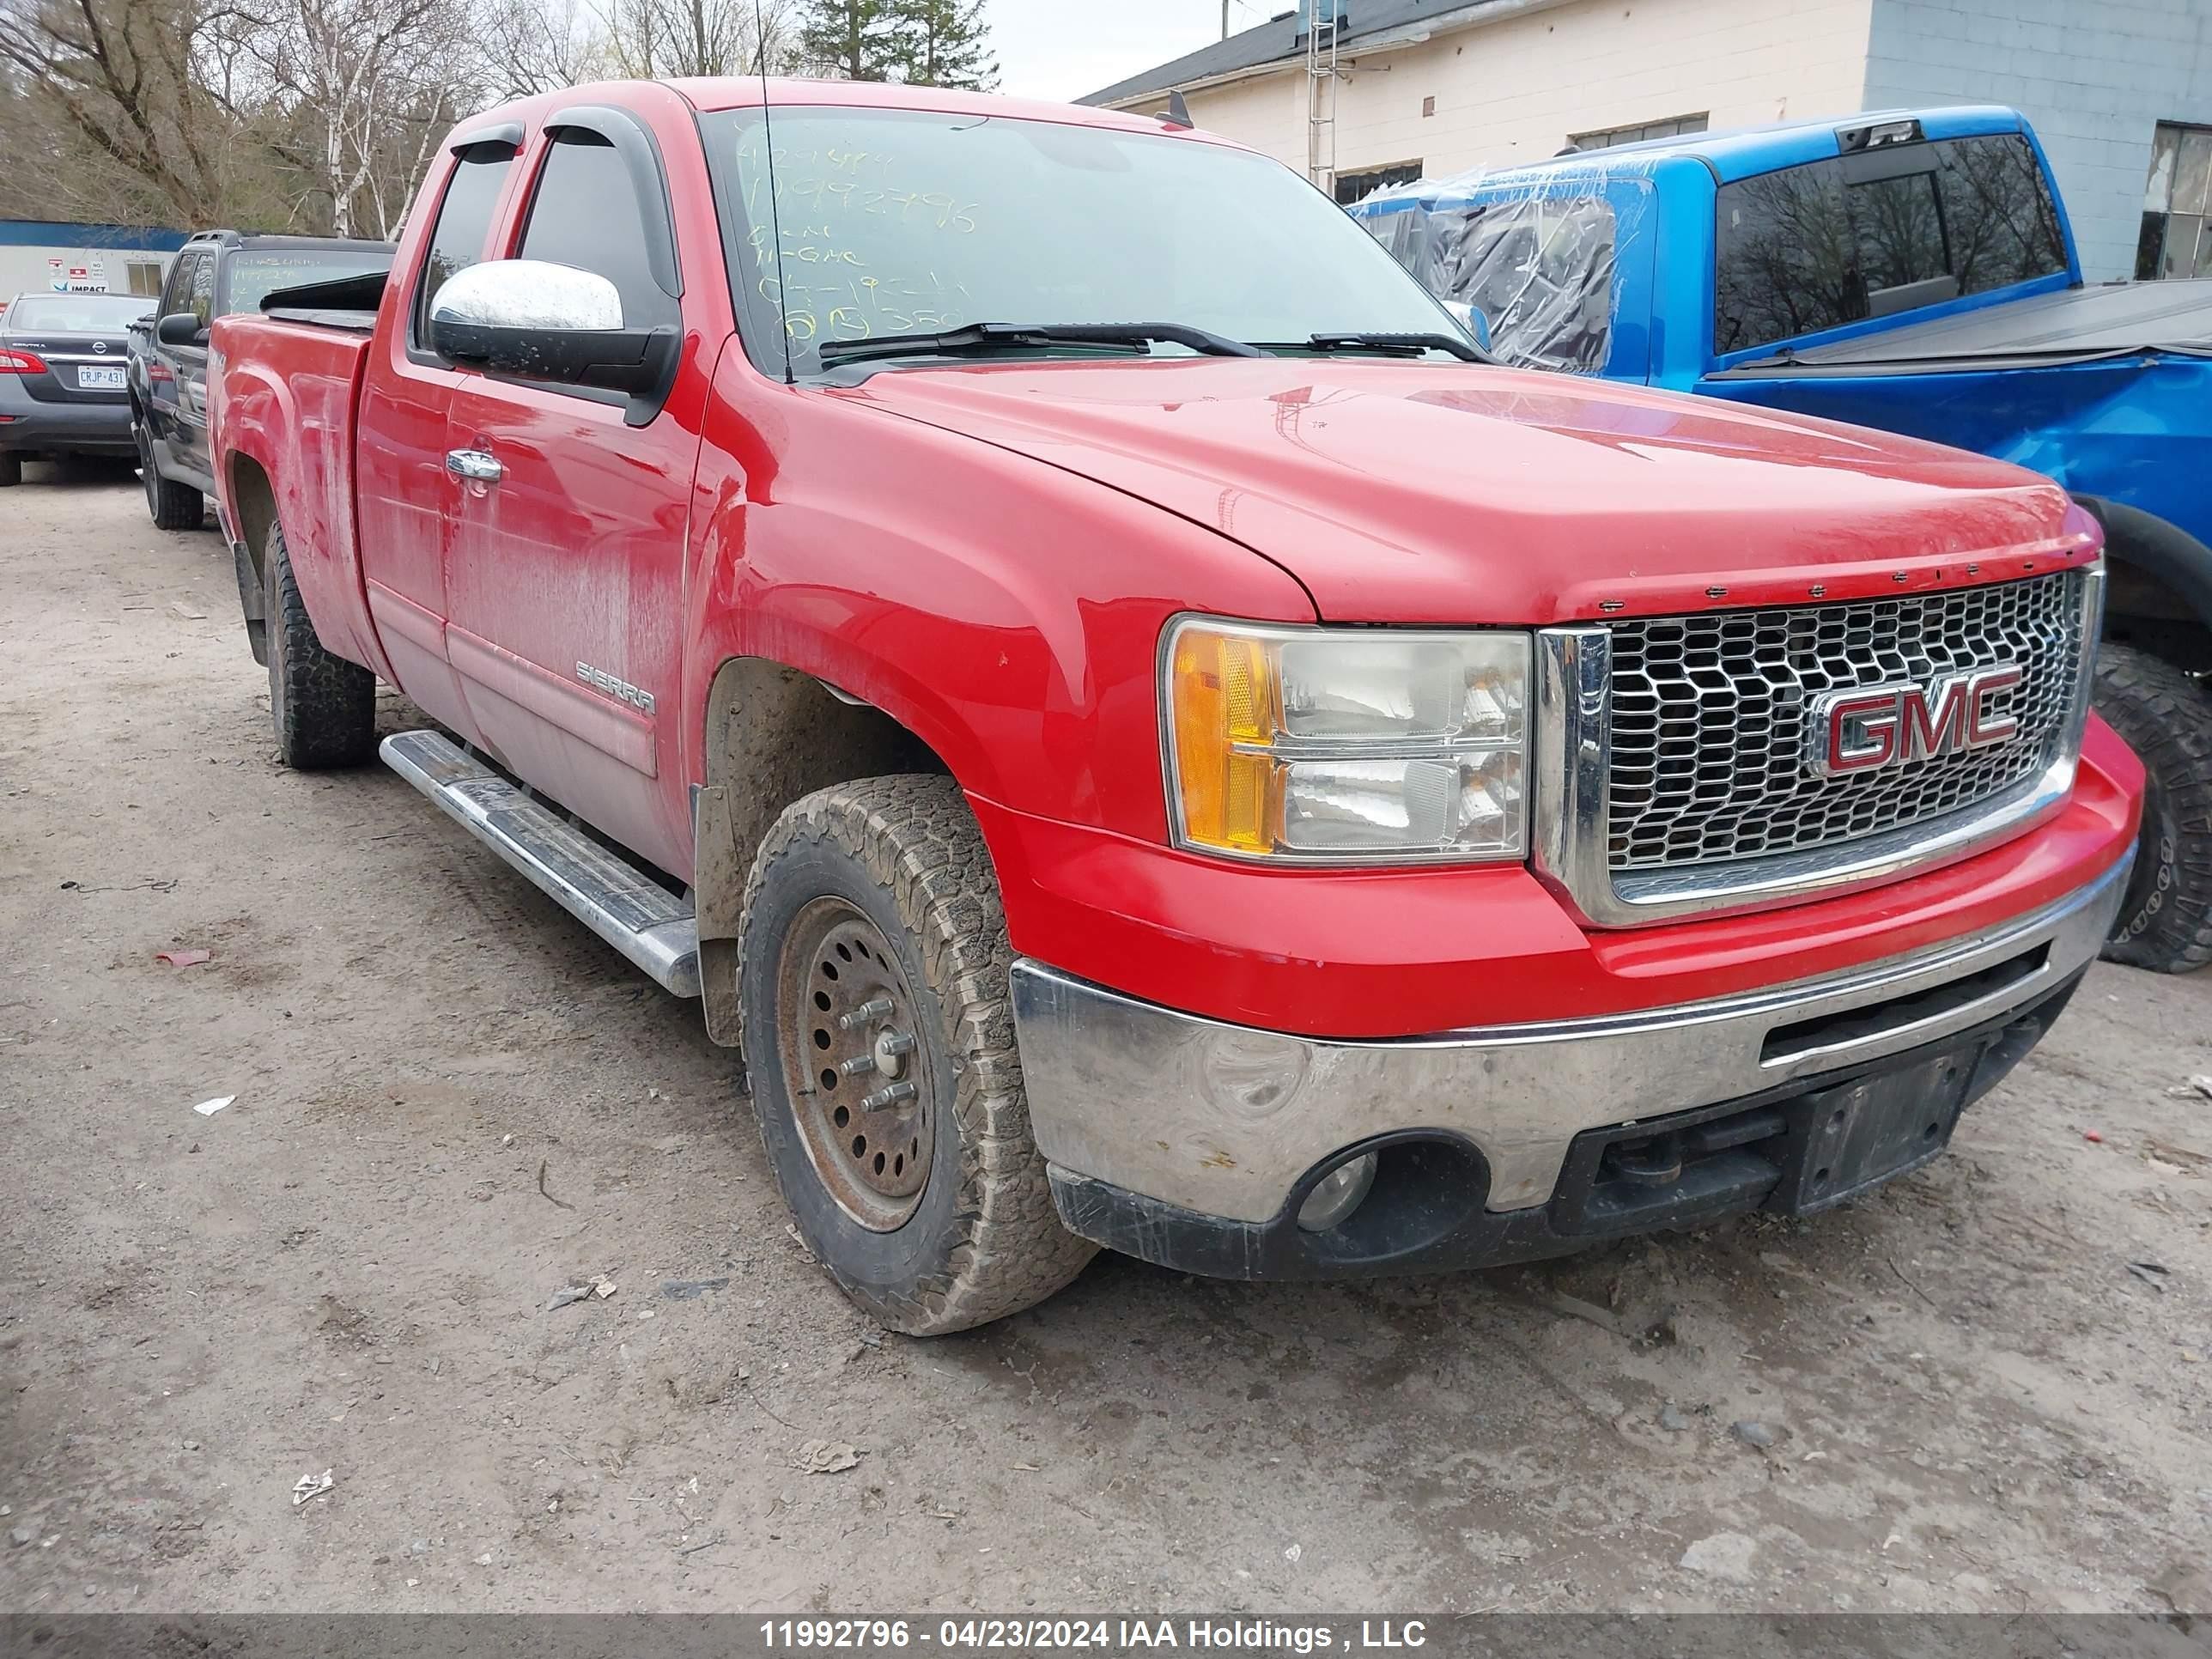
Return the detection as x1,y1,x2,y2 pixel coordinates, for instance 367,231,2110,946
441,113,699,877
144,250,212,486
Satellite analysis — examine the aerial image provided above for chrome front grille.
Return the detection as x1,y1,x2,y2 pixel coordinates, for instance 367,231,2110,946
1603,572,2088,872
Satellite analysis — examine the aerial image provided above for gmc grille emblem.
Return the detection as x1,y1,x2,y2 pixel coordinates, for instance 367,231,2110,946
1806,665,2024,778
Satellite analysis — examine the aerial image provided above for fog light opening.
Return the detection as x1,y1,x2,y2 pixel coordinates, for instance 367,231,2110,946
1296,1152,1378,1233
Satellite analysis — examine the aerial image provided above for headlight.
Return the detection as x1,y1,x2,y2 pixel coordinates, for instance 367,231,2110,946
1163,617,1529,864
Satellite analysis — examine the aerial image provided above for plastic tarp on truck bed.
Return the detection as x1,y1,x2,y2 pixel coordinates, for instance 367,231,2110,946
1724,276,2212,374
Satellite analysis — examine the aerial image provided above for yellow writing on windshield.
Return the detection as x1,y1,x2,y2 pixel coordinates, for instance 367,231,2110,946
737,132,981,342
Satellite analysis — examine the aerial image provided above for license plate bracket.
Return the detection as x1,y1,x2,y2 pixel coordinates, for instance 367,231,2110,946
76,365,126,390
1768,1046,1979,1215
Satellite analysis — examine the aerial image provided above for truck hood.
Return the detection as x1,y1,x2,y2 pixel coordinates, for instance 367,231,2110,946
838,358,2094,623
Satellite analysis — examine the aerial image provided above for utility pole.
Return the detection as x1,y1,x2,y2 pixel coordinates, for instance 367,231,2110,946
1222,1,1230,38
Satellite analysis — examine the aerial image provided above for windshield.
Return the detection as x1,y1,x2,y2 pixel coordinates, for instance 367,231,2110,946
700,106,1462,373
7,295,152,332
225,251,392,316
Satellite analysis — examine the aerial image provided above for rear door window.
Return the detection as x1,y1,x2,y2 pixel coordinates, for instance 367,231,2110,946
1715,132,2068,356
413,145,517,347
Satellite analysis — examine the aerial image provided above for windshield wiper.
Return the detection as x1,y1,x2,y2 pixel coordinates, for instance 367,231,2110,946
816,322,1268,368
1292,331,1491,362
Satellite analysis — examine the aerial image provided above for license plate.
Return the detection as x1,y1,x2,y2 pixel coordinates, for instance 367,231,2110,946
76,365,125,390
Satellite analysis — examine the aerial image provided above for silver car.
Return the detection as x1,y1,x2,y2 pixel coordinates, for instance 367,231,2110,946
0,292,154,487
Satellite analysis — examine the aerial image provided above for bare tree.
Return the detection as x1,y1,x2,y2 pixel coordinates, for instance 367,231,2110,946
478,0,608,95
596,0,796,77
0,0,830,240
244,0,483,236
0,0,255,225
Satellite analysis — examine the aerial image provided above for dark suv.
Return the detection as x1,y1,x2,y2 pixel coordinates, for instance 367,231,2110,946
129,230,392,529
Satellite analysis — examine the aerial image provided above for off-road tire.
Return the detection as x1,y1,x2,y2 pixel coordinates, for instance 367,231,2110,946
738,775,1095,1334
2095,643,2212,972
264,521,375,769
139,427,203,530
0,453,20,488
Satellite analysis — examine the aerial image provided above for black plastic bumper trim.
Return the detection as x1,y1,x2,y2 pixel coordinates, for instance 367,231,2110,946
1047,969,2086,1281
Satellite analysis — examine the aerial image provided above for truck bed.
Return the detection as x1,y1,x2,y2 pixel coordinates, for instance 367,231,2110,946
1723,279,2212,376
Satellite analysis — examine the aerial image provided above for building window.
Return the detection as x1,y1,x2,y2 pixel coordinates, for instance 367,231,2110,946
126,260,165,297
2140,122,2212,280
1568,113,1708,152
1336,161,1424,205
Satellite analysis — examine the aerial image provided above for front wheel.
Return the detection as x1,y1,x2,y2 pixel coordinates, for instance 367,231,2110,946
138,425,203,530
2095,643,2212,972
738,775,1094,1334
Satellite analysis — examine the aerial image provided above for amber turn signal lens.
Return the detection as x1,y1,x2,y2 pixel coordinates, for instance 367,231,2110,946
1169,625,1281,854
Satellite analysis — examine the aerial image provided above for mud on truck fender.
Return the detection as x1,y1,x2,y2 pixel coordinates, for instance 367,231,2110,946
2077,495,2212,972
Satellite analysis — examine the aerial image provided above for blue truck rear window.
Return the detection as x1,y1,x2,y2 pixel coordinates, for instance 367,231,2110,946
1715,133,2067,356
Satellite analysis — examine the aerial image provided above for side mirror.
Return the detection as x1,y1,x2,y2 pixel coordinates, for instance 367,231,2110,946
1442,300,1492,355
157,312,208,349
428,259,674,404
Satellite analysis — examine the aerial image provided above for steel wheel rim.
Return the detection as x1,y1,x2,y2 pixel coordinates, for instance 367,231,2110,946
775,896,935,1232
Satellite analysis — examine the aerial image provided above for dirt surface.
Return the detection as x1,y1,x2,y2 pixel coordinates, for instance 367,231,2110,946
3,470,2211,1617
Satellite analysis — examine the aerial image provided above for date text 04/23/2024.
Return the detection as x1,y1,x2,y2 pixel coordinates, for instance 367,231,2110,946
758,1622,1429,1653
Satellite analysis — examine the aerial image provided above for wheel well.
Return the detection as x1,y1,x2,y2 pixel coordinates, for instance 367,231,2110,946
226,454,278,646
228,456,277,564
2078,495,2212,676
2105,561,2211,676
693,657,951,1044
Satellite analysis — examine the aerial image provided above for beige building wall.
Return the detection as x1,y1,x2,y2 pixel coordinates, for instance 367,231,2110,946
1146,0,1877,189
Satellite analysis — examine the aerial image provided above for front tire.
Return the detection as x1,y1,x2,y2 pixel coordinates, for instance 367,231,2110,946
139,426,203,530
264,521,375,769
738,775,1095,1334
2095,642,2212,972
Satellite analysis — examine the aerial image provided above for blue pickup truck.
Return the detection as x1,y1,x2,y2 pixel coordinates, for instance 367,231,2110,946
1353,106,2212,973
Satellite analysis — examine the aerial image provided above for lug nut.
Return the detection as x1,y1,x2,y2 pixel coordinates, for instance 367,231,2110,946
838,1054,879,1077
877,1030,915,1058
837,997,894,1030
860,1080,918,1111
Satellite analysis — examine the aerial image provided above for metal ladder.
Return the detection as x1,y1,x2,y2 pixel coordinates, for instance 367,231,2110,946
1305,0,1343,194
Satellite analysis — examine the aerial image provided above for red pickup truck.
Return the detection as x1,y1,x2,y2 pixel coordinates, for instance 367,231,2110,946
209,78,2141,1334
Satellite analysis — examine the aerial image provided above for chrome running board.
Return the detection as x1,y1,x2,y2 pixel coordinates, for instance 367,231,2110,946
380,729,701,998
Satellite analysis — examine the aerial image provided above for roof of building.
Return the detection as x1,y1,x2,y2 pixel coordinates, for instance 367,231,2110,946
0,220,191,252
1079,1,1497,107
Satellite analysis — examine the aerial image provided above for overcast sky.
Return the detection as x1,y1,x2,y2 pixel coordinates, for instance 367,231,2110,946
988,0,1276,103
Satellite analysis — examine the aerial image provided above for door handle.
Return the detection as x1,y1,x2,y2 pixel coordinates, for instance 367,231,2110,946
445,448,502,483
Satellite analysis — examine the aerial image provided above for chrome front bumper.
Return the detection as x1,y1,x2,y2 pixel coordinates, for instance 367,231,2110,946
1009,855,2127,1226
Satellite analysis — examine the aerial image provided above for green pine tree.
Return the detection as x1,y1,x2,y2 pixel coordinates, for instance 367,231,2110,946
894,0,998,91
800,0,904,81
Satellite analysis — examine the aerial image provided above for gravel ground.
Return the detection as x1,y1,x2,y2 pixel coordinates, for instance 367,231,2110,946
2,467,2209,1616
